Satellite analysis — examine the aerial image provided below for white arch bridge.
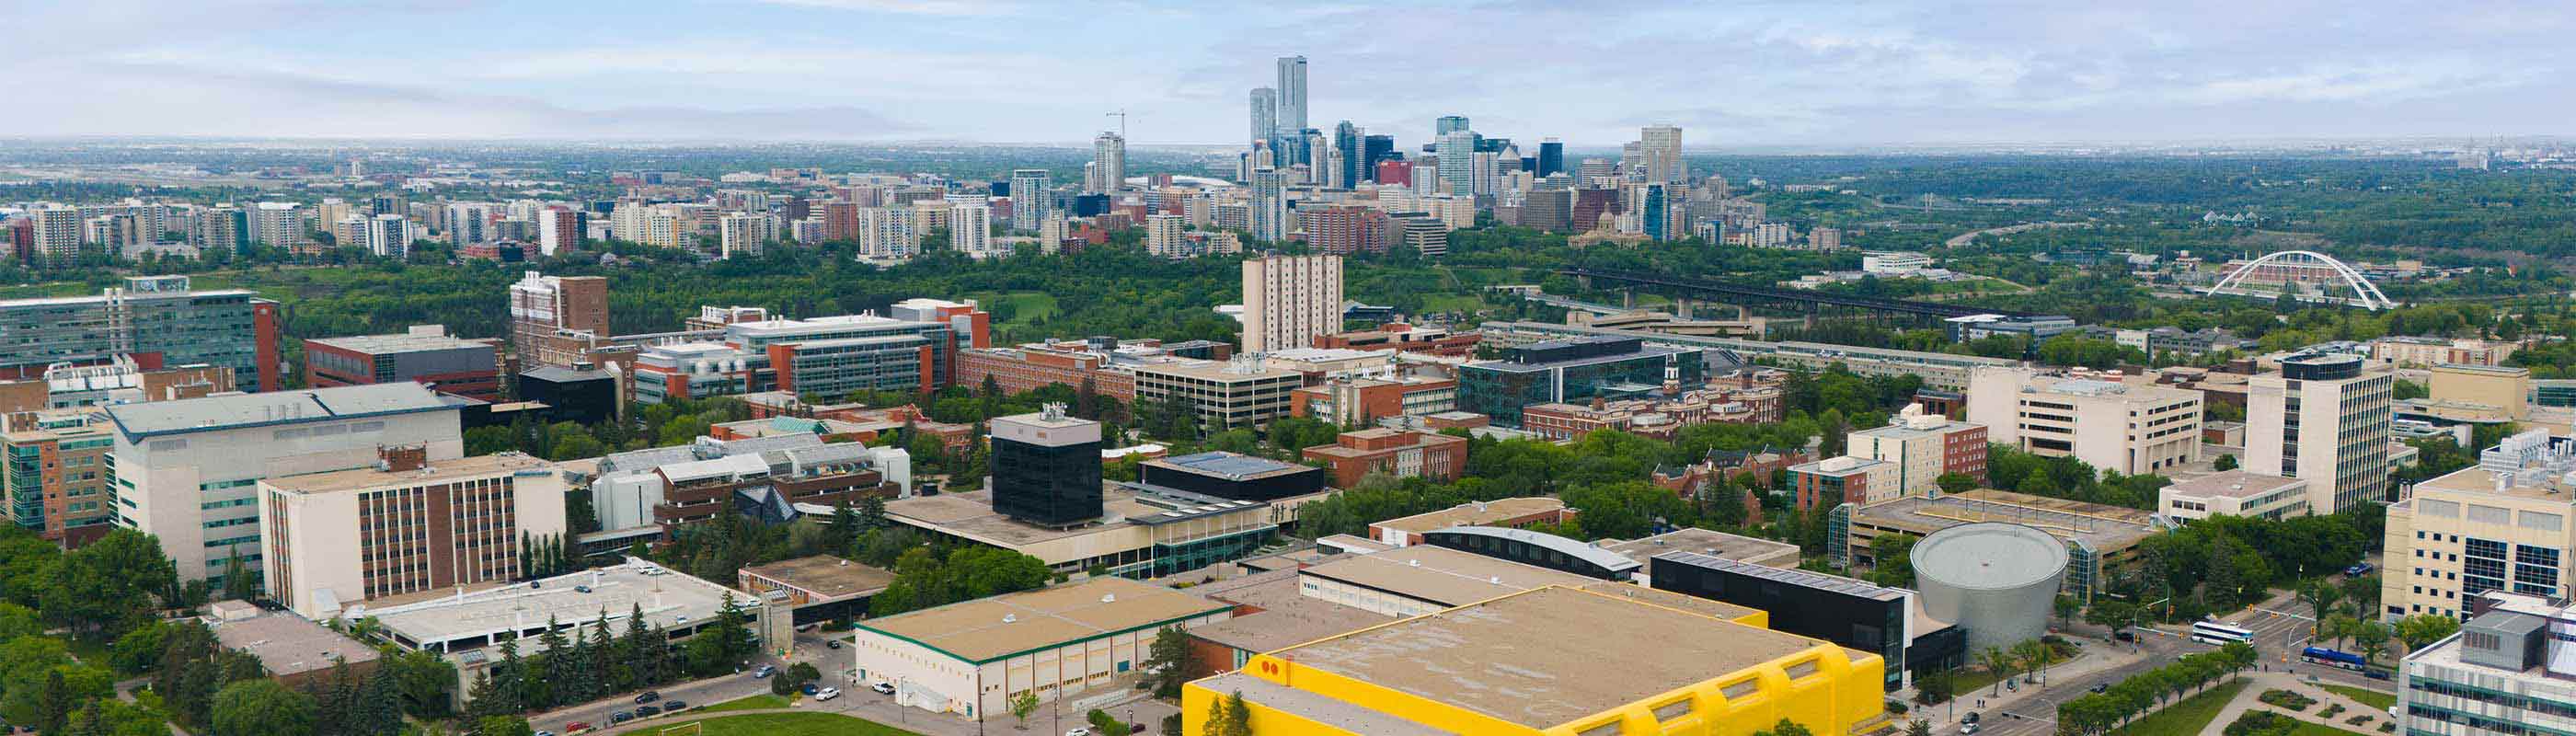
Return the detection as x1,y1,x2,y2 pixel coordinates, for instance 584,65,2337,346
2199,250,2396,311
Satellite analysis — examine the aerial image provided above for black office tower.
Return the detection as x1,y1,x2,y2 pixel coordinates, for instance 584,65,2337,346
989,406,1104,525
1363,135,1396,182
1537,140,1565,178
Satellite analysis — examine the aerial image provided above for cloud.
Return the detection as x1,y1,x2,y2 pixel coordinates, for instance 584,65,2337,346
746,0,1017,15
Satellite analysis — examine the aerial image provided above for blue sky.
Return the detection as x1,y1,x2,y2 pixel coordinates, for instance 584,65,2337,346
11,0,2573,148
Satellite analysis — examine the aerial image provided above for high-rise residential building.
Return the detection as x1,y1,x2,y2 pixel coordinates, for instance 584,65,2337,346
1274,55,1307,135
949,202,992,255
445,201,495,246
250,201,304,248
104,383,470,587
192,206,248,255
1639,124,1685,184
1435,115,1469,137
1965,365,2204,476
507,271,611,370
1088,132,1126,194
2248,352,2396,513
1248,87,1277,145
1008,169,1050,232
0,276,282,391
858,207,919,258
362,214,412,259
29,205,85,264
1331,121,1363,190
3,410,120,546
1811,227,1843,250
535,207,581,256
304,326,502,403
1145,213,1187,258
2381,430,2576,620
718,212,769,259
1537,138,1565,178
1437,129,1479,195
1241,254,1342,354
988,405,1102,526
259,449,567,618
1248,167,1289,243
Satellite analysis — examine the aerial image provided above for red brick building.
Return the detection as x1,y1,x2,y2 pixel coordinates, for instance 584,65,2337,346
1301,429,1467,489
303,327,503,403
1287,376,1457,426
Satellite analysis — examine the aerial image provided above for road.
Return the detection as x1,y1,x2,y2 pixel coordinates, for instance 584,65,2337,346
1943,222,2089,248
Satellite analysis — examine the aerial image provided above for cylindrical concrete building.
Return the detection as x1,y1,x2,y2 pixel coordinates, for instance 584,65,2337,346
1912,522,2068,654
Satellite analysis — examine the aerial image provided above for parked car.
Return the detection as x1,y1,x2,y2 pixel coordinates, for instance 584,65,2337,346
609,712,634,725
2345,562,2375,577
2113,630,2135,642
2089,683,2110,694
1065,729,1093,736
752,664,777,678
814,687,841,701
637,706,661,718
562,721,592,733
870,682,896,695
535,731,554,736
663,700,688,711
1962,712,1981,724
826,639,844,650
635,690,661,704
800,683,820,696
1961,724,1980,735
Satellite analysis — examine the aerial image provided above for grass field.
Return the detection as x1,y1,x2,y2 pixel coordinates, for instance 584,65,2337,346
2318,684,2395,711
638,712,919,736
2110,678,2249,736
1416,293,1490,314
693,695,792,713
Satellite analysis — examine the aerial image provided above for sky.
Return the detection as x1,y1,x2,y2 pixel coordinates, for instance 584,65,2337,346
9,0,2575,149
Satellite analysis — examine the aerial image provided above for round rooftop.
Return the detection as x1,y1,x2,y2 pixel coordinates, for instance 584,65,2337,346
1910,523,2069,591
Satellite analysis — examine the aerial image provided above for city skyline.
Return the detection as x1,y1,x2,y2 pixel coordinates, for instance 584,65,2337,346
12,1,2576,146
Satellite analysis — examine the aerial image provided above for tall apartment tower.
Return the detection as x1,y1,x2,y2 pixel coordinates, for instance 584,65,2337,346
1248,87,1277,145
1145,213,1187,258
2248,353,2395,513
1241,254,1343,354
363,214,412,259
1640,124,1685,184
1274,55,1307,135
1009,169,1051,232
949,202,993,255
1435,115,1470,137
507,271,611,369
1248,168,1289,243
1437,130,1479,195
988,405,1103,526
535,207,581,256
1089,132,1127,194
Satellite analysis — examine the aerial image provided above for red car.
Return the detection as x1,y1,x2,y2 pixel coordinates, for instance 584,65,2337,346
563,722,592,734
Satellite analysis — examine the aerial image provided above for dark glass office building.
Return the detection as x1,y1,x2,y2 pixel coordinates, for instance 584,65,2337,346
1537,140,1565,178
1457,336,1704,427
989,408,1104,526
1363,135,1396,181
1650,550,1964,691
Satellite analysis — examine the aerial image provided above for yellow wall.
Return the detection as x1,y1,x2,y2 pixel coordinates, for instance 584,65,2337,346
1183,640,1883,736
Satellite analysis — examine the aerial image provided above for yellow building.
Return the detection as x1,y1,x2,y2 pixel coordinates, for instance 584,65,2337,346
1182,585,1884,736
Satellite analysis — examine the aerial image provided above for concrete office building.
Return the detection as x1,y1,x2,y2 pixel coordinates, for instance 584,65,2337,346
1183,584,1889,736
2397,592,2576,736
303,326,502,403
258,449,569,618
2157,470,2311,522
0,275,282,392
2248,352,2395,513
630,305,988,405
1129,358,1304,430
1966,365,2204,476
854,577,1231,719
2381,430,2576,620
102,383,471,587
587,433,908,541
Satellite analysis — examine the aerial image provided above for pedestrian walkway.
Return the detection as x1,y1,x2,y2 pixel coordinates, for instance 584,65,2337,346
2193,672,2393,736
1920,641,2152,722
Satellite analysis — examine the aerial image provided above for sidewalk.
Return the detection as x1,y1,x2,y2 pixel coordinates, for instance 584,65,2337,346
1930,640,2152,720
2192,672,2393,736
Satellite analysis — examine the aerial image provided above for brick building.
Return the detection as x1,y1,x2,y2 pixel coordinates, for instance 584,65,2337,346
1301,429,1467,488
304,326,503,403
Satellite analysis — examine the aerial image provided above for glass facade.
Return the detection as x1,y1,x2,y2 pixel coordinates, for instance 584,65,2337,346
1458,339,1702,427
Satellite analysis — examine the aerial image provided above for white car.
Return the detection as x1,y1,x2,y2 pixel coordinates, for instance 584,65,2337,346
869,682,896,696
813,687,841,701
1065,729,1093,736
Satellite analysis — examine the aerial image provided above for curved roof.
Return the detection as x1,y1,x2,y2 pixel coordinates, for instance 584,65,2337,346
1910,523,2069,590
1425,525,1642,574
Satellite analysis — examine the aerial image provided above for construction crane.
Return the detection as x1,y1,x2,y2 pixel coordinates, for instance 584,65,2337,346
1106,109,1129,139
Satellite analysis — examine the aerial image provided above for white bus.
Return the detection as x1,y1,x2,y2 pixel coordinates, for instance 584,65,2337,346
2191,620,2255,646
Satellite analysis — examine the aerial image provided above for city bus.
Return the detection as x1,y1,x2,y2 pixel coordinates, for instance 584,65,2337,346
2302,647,2370,671
2191,620,2255,646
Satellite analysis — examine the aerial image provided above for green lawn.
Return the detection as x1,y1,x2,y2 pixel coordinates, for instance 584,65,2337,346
972,291,1059,324
1416,293,1489,314
2319,684,2396,711
640,712,919,736
2110,679,2249,736
694,694,792,713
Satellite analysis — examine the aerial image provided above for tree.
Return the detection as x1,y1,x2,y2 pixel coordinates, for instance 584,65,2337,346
2053,595,2080,629
2213,454,2238,471
473,716,535,736
1144,627,1191,699
209,679,315,736
1935,472,1979,495
2395,614,2461,651
2353,620,2392,665
1980,647,2013,696
2301,579,2345,638
1753,719,1816,736
1223,691,1253,736
1009,690,1041,728
1906,719,1933,736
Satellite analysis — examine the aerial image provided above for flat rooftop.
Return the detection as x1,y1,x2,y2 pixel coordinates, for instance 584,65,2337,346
1148,451,1311,481
206,606,381,676
1269,585,1834,730
740,556,894,601
1469,344,1692,374
363,561,749,652
1192,673,1450,736
2161,470,2307,500
2415,466,2576,502
1131,359,1301,382
1299,544,1604,608
105,382,471,440
1371,498,1566,535
860,577,1228,663
1852,489,2164,550
1184,570,1391,655
307,331,495,356
1598,528,1800,569
263,453,555,495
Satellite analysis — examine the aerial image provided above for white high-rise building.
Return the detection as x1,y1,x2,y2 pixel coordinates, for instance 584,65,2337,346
949,202,993,255
718,212,771,259
30,204,85,262
1089,132,1126,194
1639,124,1685,184
446,201,496,246
1145,213,1186,258
536,208,580,256
1275,55,1307,135
1248,87,1277,144
857,207,918,258
1241,254,1342,354
363,214,413,259
2248,353,2395,514
1009,169,1050,232
250,201,305,248
1249,168,1289,243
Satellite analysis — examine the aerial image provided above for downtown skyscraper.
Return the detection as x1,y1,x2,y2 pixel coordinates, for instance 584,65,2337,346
1639,124,1685,184
1088,132,1126,194
1331,121,1363,190
1009,168,1051,232
1248,87,1276,144
1275,56,1307,136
